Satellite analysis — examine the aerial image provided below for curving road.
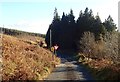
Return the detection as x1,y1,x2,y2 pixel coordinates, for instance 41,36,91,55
44,51,94,81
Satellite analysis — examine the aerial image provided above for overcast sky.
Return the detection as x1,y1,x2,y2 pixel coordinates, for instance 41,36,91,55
0,0,119,34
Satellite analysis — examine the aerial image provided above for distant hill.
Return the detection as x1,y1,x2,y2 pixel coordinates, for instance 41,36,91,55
0,27,45,38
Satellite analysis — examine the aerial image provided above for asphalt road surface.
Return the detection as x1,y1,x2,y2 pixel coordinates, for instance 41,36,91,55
44,51,94,81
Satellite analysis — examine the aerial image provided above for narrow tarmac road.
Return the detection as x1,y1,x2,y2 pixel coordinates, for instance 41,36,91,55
44,52,94,81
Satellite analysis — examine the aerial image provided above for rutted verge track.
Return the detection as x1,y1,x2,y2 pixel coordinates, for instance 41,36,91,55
45,56,93,80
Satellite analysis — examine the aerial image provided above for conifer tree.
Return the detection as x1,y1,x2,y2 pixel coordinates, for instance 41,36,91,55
45,8,60,48
103,15,117,32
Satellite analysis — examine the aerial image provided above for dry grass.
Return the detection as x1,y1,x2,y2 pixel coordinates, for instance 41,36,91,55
15,34,44,43
78,52,120,80
81,58,120,80
2,34,60,80
90,60,120,80
88,59,113,69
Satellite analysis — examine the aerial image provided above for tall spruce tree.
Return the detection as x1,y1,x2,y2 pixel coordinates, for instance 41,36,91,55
45,8,60,48
91,13,106,40
103,15,117,32
76,7,95,39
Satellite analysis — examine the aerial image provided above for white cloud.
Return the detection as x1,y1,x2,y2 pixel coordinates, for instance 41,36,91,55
5,19,51,34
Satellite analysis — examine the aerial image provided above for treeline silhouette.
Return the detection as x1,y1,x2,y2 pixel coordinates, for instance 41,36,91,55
0,27,45,38
45,7,117,51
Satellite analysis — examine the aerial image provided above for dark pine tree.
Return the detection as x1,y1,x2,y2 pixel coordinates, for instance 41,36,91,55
91,13,107,40
103,15,117,32
45,8,60,48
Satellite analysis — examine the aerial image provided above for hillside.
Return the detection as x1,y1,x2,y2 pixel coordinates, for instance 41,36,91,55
1,27,46,47
2,34,60,80
0,27,45,38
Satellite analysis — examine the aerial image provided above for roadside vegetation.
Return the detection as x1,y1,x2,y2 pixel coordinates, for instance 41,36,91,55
78,31,120,80
1,28,60,80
